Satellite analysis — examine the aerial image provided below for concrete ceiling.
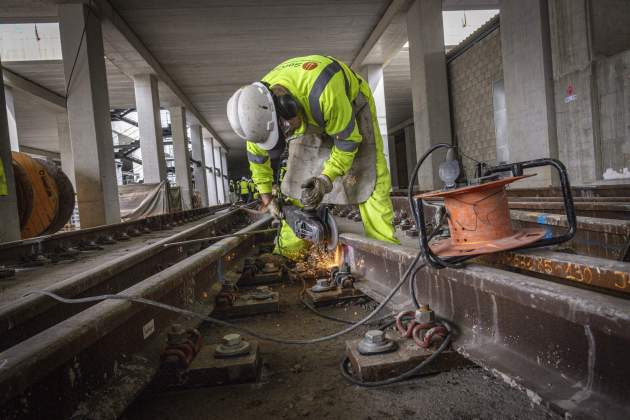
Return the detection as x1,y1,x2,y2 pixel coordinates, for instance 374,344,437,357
1,58,175,109
0,0,500,162
13,88,60,154
383,46,412,132
106,0,391,158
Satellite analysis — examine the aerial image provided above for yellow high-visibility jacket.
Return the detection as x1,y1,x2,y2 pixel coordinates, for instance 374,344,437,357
0,159,8,196
247,55,363,195
239,179,249,195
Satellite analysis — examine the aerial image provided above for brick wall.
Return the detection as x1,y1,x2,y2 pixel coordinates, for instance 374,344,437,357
447,27,503,178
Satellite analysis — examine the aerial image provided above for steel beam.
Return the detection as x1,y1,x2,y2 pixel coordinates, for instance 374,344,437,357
341,233,630,419
1,66,66,111
351,0,412,69
482,249,630,295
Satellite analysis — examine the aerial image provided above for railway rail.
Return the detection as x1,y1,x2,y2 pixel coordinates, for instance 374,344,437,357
0,208,273,419
0,203,231,268
0,205,258,352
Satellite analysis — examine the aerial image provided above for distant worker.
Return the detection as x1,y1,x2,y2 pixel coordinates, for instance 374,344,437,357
0,159,7,196
247,178,255,202
239,177,249,202
227,55,398,259
229,179,235,202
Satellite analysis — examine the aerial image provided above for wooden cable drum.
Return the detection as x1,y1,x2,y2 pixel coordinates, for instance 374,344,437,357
11,152,76,239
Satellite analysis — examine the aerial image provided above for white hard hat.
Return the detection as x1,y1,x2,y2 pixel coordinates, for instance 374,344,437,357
227,82,279,150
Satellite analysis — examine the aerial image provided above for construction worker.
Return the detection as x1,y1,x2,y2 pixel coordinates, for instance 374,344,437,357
227,55,398,260
239,177,249,202
229,179,235,202
247,178,255,202
0,159,7,196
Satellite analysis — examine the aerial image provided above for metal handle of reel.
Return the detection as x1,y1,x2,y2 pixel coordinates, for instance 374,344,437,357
407,143,470,270
413,195,470,269
482,158,577,249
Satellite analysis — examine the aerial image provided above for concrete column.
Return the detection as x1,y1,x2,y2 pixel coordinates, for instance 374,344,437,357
56,112,76,189
4,87,19,151
548,0,611,185
190,124,208,206
204,136,218,205
133,74,166,183
403,124,418,188
406,0,452,190
0,60,21,242
214,144,225,203
221,149,229,202
365,65,391,170
169,106,192,209
58,3,120,227
500,0,558,187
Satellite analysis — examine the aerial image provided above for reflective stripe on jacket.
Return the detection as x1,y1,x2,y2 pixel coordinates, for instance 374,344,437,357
247,54,364,195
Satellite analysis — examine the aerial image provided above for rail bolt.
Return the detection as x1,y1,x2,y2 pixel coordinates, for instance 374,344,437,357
167,323,188,345
223,333,242,347
415,304,435,323
364,330,385,344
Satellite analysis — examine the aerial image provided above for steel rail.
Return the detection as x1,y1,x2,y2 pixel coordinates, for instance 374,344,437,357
0,215,274,419
0,207,258,352
340,233,630,420
0,203,231,267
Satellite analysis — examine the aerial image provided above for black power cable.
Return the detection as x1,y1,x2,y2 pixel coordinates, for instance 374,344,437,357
64,0,93,104
339,321,452,387
338,146,461,387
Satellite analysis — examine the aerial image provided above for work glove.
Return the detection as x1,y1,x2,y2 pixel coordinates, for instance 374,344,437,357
300,175,333,210
261,193,283,220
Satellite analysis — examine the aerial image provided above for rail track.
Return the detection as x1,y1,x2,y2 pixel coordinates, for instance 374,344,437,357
0,205,273,419
0,195,629,419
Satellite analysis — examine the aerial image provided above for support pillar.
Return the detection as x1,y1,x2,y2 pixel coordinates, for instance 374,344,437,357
406,0,452,190
403,124,417,188
366,64,396,187
221,149,229,202
169,106,192,209
500,0,557,187
134,74,166,183
214,144,225,203
190,124,208,206
0,60,21,242
58,2,120,227
205,136,218,205
4,87,19,151
56,112,76,189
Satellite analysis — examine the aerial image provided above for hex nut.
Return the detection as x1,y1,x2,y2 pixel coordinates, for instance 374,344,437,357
365,330,385,344
223,333,242,347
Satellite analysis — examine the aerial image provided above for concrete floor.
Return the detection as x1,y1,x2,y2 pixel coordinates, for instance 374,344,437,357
123,281,557,420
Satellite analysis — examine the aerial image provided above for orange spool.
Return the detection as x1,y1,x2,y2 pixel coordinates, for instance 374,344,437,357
417,175,546,257
11,152,75,239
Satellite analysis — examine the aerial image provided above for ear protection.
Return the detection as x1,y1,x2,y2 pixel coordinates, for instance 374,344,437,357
276,94,299,120
260,81,299,120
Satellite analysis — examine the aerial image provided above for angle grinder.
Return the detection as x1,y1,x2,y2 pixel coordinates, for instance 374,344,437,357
282,204,339,251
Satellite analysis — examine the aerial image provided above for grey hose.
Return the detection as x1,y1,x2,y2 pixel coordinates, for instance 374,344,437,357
25,253,422,346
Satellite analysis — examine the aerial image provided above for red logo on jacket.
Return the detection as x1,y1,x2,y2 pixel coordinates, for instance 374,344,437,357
302,62,318,70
